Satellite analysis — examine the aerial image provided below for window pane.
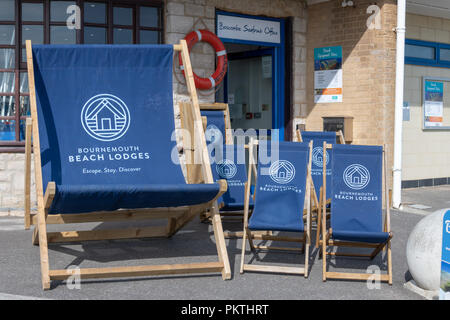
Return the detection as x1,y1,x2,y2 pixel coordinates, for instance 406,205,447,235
0,0,15,21
140,7,159,28
20,73,28,93
0,120,16,141
20,96,30,116
0,73,15,93
22,25,44,44
0,96,15,116
140,30,159,44
22,2,44,22
113,28,133,44
51,1,76,22
0,49,15,69
84,2,106,24
440,48,450,62
51,26,76,44
22,48,26,63
84,27,106,44
405,44,435,60
0,25,15,45
114,7,133,26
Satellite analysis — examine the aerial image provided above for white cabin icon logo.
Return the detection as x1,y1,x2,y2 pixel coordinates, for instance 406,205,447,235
205,124,223,144
81,94,130,141
312,146,329,168
269,160,295,184
216,159,237,179
343,164,370,190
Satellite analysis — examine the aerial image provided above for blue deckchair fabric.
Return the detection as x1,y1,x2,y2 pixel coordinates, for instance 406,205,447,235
211,144,253,211
248,142,309,232
300,131,336,200
32,44,220,214
330,144,389,243
201,110,226,146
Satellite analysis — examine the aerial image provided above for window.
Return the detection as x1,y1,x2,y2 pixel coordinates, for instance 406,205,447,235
0,0,164,150
405,39,450,68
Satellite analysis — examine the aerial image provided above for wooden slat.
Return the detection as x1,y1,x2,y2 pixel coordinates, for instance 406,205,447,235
49,262,223,280
243,264,305,275
31,207,187,225
24,118,32,230
326,272,390,282
46,226,168,243
179,39,231,280
255,245,303,252
26,40,51,290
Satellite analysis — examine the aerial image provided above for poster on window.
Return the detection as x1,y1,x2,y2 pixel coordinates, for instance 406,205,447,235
424,80,443,127
314,46,343,103
440,210,450,300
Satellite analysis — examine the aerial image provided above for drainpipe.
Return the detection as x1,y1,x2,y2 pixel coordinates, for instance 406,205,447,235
392,0,406,209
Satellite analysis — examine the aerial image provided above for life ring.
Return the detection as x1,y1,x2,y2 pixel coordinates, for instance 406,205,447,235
179,29,228,90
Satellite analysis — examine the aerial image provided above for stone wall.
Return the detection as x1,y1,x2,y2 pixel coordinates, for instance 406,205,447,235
402,13,450,181
0,153,36,215
305,0,397,187
165,0,308,136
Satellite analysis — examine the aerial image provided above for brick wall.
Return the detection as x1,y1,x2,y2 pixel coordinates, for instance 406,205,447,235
165,0,308,116
305,0,397,187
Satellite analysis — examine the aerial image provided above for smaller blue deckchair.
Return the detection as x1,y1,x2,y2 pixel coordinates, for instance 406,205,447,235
298,130,344,247
212,144,254,213
240,140,312,276
320,143,392,284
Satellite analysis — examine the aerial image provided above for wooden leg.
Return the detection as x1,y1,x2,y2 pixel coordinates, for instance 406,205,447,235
24,118,32,230
210,204,231,280
36,207,51,290
387,239,393,285
240,226,248,274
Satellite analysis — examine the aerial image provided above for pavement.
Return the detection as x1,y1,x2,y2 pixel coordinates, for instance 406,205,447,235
0,186,448,300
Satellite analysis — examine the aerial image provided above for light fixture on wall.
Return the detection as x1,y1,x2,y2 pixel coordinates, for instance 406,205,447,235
341,0,355,7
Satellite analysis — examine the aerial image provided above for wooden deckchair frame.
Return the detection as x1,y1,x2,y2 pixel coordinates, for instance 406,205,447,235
239,139,313,276
320,143,393,284
295,129,345,248
191,103,266,239
24,40,231,290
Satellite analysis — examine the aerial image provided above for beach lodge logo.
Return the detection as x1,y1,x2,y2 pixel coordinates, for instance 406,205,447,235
269,160,295,184
81,94,130,142
216,159,237,179
312,147,329,168
205,124,223,144
343,164,370,190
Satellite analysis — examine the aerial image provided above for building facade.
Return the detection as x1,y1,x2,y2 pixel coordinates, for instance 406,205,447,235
0,0,448,214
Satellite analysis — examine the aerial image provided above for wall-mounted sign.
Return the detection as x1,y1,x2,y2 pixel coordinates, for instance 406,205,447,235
440,210,450,300
424,80,444,127
314,46,343,103
216,14,281,44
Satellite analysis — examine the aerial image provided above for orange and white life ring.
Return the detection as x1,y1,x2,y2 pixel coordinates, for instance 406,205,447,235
179,29,228,90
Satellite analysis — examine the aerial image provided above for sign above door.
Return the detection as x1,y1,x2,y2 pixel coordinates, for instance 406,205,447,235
216,13,281,44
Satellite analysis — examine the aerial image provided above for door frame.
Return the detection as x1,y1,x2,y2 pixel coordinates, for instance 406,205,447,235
215,10,286,141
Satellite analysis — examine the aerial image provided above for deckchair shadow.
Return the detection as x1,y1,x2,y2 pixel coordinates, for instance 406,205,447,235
240,140,313,276
23,40,231,289
319,143,393,284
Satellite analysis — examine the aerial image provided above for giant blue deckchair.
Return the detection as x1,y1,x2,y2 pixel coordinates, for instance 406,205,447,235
23,40,231,289
240,140,312,276
320,143,392,284
297,130,344,247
